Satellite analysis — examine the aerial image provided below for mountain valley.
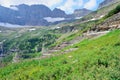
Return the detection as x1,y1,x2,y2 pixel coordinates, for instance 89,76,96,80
0,0,120,80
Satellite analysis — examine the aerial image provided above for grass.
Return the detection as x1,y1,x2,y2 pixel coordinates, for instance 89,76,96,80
0,27,61,66
0,30,120,80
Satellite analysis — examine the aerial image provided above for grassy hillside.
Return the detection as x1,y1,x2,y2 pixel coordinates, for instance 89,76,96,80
0,27,61,66
0,18,95,64
0,30,120,80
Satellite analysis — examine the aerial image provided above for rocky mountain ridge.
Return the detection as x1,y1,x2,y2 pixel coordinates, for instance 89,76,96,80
73,8,92,18
0,4,67,26
99,0,119,9
0,4,92,26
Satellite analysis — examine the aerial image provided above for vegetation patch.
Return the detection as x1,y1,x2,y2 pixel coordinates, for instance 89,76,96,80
0,30,120,80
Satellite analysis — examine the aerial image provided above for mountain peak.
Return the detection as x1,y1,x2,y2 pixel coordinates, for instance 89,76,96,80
75,8,91,11
52,8,66,17
30,4,50,9
73,8,92,17
16,4,29,7
53,8,65,14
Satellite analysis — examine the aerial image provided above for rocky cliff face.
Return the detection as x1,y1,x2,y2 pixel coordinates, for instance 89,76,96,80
99,0,119,9
73,8,92,18
52,8,66,17
0,4,67,26
100,12,120,27
91,12,120,31
0,6,19,24
0,4,92,26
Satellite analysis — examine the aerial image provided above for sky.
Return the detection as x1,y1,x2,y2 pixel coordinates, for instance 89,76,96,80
0,0,104,14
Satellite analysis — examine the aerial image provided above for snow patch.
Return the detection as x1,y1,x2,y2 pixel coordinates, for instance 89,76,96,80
90,18,96,21
100,15,104,18
28,28,36,32
75,17,82,19
44,17,65,23
0,22,25,28
10,5,18,11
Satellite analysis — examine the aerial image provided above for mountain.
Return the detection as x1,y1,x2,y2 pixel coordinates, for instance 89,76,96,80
52,8,66,17
80,0,120,22
0,4,93,26
99,0,119,9
0,4,67,26
73,8,92,18
0,6,20,24
16,4,53,26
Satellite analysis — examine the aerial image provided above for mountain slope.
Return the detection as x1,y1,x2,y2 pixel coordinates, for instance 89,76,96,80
81,0,120,21
0,30,120,80
73,8,92,18
99,0,119,9
1,1,120,80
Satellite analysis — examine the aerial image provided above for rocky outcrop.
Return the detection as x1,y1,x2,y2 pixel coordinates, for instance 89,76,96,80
99,12,120,29
52,8,66,17
90,12,120,32
99,0,119,9
73,8,92,17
